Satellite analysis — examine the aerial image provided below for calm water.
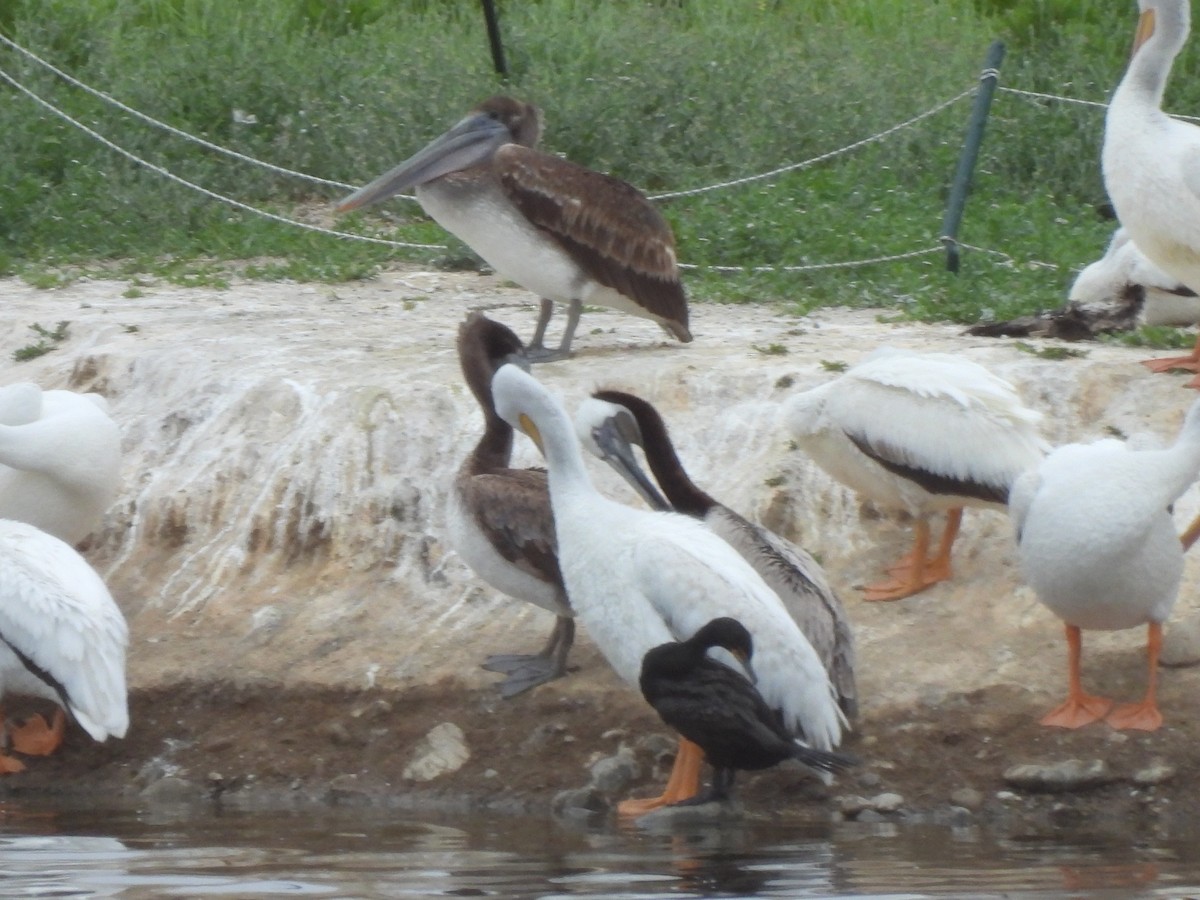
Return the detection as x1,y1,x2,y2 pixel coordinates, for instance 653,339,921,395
0,801,1196,899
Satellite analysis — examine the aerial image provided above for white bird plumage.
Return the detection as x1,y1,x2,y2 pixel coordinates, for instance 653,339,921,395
1103,0,1200,384
1009,398,1200,730
492,364,843,814
782,348,1047,601
0,383,122,546
0,519,128,771
573,389,857,721
1071,227,1200,327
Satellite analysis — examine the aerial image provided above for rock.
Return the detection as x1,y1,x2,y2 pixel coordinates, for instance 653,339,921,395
140,774,198,805
328,773,371,799
836,794,871,816
949,787,985,811
403,723,469,782
1162,612,1200,667
869,792,905,813
1002,759,1117,792
636,799,742,829
589,748,639,795
552,786,608,816
1133,761,1176,786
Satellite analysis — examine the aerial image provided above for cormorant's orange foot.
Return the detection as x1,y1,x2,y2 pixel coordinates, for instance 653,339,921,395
1141,354,1200,375
617,795,673,817
9,709,66,757
0,753,25,774
1105,701,1163,731
1040,694,1113,728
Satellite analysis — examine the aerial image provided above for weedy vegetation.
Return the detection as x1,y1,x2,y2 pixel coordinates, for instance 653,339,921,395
0,0,1193,344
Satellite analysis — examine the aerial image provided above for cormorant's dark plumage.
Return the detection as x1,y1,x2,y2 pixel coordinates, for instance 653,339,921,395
639,617,855,805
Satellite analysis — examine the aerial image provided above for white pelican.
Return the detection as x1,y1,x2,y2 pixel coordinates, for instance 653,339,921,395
1103,0,1200,386
782,348,1047,601
0,384,122,546
336,95,691,361
1072,228,1199,328
492,364,844,815
574,389,858,720
0,519,128,772
1009,398,1200,730
446,313,573,697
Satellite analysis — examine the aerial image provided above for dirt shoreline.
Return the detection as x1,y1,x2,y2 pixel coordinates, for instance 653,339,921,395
1,267,1200,838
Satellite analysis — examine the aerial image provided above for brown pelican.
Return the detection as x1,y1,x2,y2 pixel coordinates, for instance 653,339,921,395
574,389,857,720
446,313,573,696
1103,0,1200,386
782,348,1047,602
0,519,127,772
639,617,856,806
1010,398,1200,730
492,364,844,816
336,95,691,361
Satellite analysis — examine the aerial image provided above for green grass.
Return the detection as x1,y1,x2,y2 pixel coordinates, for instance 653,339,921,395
0,0,1193,339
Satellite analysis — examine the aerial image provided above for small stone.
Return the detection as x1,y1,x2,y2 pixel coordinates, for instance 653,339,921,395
403,723,470,782
995,790,1020,802
869,792,904,813
321,721,353,746
552,787,607,816
1162,612,1200,667
589,748,639,795
1003,759,1116,792
1133,761,1176,786
949,788,984,811
328,773,370,798
856,771,882,789
140,775,197,805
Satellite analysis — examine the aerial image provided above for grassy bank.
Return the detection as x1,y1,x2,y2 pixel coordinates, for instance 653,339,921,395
0,0,1192,331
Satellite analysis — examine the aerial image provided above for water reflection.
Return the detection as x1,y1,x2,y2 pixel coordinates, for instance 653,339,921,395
0,801,1195,898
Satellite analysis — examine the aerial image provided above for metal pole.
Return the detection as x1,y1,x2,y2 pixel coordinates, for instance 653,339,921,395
481,0,507,76
940,40,1005,273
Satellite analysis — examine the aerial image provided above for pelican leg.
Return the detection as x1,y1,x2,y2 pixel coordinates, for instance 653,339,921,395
1181,513,1200,551
1106,623,1164,731
482,616,575,698
8,707,66,756
526,299,581,363
863,517,950,601
617,736,705,817
1142,333,1200,380
884,508,962,583
1041,624,1112,728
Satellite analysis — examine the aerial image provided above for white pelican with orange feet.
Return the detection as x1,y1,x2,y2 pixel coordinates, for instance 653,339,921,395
336,95,691,361
1103,0,1200,386
1010,398,1200,730
0,519,128,772
574,389,858,721
782,348,1047,602
492,364,844,816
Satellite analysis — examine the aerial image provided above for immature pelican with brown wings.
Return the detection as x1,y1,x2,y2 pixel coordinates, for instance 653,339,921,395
337,96,691,361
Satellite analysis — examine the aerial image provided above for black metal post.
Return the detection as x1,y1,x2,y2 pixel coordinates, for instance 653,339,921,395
940,40,1005,273
481,0,507,76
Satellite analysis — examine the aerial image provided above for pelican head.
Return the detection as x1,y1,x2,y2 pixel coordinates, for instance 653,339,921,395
574,397,669,511
336,95,543,213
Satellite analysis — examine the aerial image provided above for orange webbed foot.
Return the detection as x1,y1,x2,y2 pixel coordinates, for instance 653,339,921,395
9,709,66,757
1141,355,1200,375
1105,701,1163,731
0,754,25,774
1040,694,1113,729
861,568,948,602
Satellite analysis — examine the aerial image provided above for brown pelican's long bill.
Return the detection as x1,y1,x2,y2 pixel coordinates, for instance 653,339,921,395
335,112,512,213
588,413,671,512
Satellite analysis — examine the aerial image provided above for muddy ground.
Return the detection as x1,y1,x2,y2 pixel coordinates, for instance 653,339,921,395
2,266,1200,837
